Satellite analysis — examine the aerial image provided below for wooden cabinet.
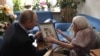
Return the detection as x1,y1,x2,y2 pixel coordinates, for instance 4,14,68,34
60,7,77,22
52,12,61,22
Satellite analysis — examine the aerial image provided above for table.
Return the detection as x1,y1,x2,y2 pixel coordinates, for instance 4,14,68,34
43,49,66,56
90,49,100,56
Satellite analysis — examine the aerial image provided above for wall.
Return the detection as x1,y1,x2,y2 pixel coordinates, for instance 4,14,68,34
77,0,100,19
0,0,6,5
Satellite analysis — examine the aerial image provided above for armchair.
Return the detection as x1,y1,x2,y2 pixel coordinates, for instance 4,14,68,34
54,22,71,41
78,14,100,32
14,11,58,33
14,11,57,23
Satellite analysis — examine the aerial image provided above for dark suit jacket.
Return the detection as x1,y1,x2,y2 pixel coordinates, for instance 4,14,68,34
0,23,47,56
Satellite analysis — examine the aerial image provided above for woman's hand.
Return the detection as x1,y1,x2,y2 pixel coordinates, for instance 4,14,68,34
44,36,57,44
35,31,42,39
56,29,63,34
45,43,52,50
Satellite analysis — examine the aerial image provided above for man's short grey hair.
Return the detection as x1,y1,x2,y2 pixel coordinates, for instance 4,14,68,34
19,10,35,24
72,16,90,30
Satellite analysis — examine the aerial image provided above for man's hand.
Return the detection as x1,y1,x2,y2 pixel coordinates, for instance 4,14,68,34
35,31,42,39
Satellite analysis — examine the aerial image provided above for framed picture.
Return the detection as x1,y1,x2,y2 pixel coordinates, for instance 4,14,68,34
38,23,59,40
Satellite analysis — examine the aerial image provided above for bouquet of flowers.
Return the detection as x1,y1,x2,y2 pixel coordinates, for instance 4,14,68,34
0,5,15,35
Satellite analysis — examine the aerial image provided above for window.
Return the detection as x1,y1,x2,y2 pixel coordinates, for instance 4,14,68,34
13,0,60,12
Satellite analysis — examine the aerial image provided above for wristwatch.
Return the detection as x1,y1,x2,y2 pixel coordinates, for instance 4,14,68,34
28,33,35,37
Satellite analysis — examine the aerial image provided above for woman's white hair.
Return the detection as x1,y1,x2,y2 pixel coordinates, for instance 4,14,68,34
72,16,90,30
67,16,90,36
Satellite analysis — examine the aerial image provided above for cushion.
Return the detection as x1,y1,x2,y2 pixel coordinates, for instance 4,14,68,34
57,31,70,41
14,11,21,20
36,11,53,23
14,11,56,23
32,26,39,34
78,14,100,31
55,23,71,31
44,18,52,23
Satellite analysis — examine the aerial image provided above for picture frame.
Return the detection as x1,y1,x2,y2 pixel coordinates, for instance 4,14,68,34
38,23,59,40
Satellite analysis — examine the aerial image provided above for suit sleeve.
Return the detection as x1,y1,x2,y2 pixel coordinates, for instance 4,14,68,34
25,39,47,56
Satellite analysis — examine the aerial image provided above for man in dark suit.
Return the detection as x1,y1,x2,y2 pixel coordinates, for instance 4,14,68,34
0,10,49,56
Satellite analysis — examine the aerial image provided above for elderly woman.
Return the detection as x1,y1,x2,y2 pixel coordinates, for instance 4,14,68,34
44,16,96,56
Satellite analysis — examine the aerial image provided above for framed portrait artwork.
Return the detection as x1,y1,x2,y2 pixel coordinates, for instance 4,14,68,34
38,23,59,40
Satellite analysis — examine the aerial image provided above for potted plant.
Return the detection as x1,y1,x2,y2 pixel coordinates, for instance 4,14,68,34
13,0,21,11
59,0,80,22
0,5,15,35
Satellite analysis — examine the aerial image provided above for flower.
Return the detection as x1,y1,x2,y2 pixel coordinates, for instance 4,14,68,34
40,1,46,5
0,5,15,35
59,0,80,9
39,0,47,9
0,5,11,15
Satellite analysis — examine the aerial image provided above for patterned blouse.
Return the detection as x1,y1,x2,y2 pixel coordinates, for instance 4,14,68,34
70,27,96,56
